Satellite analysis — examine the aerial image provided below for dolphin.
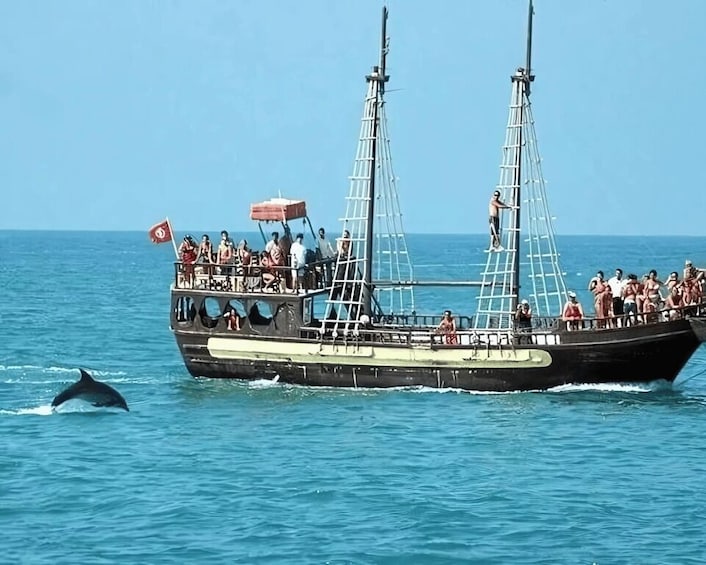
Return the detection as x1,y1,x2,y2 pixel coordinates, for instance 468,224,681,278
52,369,129,411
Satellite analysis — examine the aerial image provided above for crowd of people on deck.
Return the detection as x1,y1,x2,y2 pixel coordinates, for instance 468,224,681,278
176,226,344,292
431,260,706,345
561,261,706,330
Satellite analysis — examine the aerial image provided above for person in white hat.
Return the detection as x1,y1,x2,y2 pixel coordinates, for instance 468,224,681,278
683,259,705,283
562,291,584,331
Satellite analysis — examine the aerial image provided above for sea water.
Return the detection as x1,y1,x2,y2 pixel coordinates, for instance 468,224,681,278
1,231,706,564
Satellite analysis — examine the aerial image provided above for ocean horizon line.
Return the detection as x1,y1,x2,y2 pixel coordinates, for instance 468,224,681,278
1,228,705,239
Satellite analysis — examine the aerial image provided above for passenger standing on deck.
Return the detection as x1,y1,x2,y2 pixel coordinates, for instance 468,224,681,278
265,232,279,254
317,228,336,259
178,235,198,288
607,268,625,326
237,240,251,264
488,190,509,251
683,260,705,285
337,229,352,258
198,234,213,264
643,270,663,310
218,238,234,276
622,274,640,326
197,234,214,277
267,233,284,267
290,233,308,293
515,299,533,343
589,271,611,328
217,230,231,273
317,227,336,285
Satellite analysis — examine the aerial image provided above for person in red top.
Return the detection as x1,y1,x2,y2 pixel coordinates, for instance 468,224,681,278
224,308,241,331
562,292,584,331
178,235,197,288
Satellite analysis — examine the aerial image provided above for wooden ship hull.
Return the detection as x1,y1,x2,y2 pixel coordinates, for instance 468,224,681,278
171,287,706,393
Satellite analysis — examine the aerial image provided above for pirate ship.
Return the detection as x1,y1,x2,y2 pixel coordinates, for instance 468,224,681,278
170,3,706,392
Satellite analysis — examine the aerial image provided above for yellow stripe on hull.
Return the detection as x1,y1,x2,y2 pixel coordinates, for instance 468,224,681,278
207,337,552,369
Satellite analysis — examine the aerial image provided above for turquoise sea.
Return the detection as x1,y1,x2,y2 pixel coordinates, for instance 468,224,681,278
2,231,706,564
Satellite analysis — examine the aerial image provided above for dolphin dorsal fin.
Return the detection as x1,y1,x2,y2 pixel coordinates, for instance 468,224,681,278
79,369,95,382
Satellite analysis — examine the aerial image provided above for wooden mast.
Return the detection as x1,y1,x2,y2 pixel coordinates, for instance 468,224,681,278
510,0,535,309
363,6,389,317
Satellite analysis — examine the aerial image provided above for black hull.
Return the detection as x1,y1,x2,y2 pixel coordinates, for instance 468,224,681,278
174,318,706,392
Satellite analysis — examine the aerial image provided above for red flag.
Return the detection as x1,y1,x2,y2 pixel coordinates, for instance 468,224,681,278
148,219,172,244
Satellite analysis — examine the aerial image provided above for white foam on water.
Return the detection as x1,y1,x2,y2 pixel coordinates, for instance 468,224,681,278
229,378,673,396
248,376,283,389
406,386,512,395
547,382,659,393
0,364,57,372
0,405,54,416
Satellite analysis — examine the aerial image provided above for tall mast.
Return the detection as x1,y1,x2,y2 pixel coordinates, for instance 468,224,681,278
525,0,534,97
325,5,414,333
363,6,389,315
476,0,569,331
510,0,535,304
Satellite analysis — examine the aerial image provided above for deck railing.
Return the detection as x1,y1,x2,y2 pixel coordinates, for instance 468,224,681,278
172,258,706,346
173,257,335,294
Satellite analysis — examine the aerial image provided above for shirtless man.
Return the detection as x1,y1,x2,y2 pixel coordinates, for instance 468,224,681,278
664,283,684,320
488,190,509,251
622,274,640,326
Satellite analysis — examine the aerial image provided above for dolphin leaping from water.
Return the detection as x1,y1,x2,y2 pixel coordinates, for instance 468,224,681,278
52,369,129,411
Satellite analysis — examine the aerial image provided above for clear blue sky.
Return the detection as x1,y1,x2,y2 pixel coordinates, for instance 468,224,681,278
2,0,704,235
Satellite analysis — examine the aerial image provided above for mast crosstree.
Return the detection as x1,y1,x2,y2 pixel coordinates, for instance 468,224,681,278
474,0,567,330
323,6,415,335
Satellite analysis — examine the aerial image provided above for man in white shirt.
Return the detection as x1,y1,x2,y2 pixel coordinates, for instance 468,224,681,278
607,268,626,326
290,233,308,293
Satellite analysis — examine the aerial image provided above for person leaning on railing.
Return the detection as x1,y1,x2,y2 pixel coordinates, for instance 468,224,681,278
562,292,584,331
436,310,458,345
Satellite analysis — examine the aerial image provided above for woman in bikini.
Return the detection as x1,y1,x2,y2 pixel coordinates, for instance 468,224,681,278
641,270,663,323
197,234,214,276
436,310,458,345
589,271,611,328
644,270,663,306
